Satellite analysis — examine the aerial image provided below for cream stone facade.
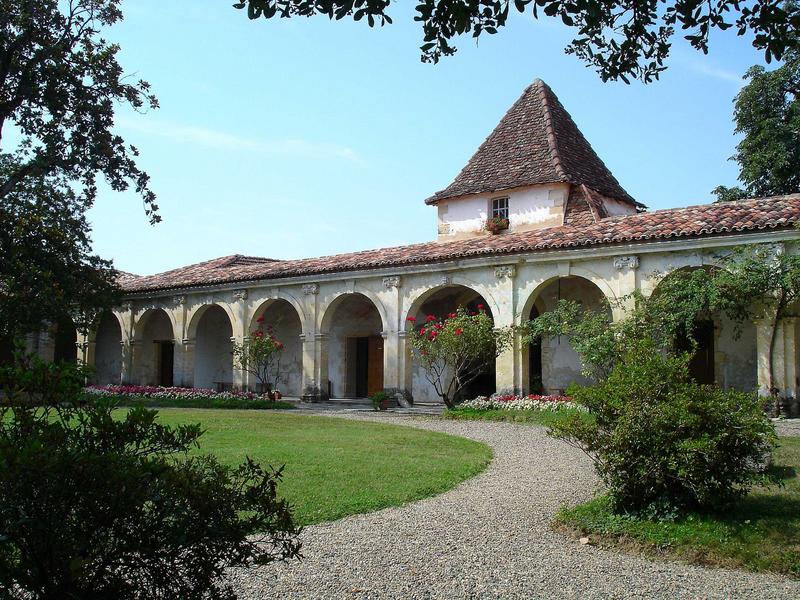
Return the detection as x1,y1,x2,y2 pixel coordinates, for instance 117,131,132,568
50,79,800,412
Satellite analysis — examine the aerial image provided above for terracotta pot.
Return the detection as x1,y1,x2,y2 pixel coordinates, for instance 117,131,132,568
379,399,390,411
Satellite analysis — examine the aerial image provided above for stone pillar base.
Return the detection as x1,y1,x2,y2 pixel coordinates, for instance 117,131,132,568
302,385,328,403
384,387,413,408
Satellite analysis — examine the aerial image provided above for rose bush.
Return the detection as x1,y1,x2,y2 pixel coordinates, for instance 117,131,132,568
84,385,264,402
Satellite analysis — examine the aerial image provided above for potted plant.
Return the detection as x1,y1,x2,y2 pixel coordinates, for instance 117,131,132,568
485,216,509,234
371,391,392,411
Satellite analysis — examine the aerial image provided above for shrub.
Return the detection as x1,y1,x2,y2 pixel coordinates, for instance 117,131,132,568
549,340,779,518
370,391,392,411
0,355,301,599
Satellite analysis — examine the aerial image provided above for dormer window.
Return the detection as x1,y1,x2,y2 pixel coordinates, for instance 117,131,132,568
491,197,509,220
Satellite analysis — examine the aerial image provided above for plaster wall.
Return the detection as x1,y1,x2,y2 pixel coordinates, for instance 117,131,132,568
194,306,233,390
94,314,122,385
437,184,568,240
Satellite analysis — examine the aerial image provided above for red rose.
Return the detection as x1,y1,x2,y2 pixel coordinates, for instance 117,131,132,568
406,316,417,322
476,304,485,310
419,327,426,335
425,315,436,322
256,316,265,323
447,312,456,319
454,328,463,335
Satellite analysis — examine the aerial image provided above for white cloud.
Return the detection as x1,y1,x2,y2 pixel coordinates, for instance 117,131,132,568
116,116,362,163
689,62,744,85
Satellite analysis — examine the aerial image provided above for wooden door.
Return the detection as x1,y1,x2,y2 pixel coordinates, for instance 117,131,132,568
367,335,384,397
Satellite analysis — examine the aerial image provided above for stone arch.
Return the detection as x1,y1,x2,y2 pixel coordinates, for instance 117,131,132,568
404,275,502,325
319,292,385,398
319,290,389,335
520,275,611,394
404,283,497,404
192,304,234,391
132,308,175,386
93,312,123,385
186,302,237,341
249,298,304,396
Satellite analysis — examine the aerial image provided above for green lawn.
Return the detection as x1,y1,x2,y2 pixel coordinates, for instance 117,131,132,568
556,436,800,577
152,409,492,526
443,406,591,427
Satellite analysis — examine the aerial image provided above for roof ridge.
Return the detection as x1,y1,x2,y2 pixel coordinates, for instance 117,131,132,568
535,80,568,181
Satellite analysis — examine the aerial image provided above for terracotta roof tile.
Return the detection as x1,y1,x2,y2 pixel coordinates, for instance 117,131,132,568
425,79,638,206
122,196,800,294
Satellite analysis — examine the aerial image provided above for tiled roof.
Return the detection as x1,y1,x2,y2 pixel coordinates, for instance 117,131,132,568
122,195,800,294
425,79,637,206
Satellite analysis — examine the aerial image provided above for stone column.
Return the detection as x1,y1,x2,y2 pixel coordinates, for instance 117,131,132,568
127,339,141,385
314,333,330,400
300,333,318,401
177,338,195,387
494,265,517,396
611,255,639,321
380,275,410,406
231,289,249,391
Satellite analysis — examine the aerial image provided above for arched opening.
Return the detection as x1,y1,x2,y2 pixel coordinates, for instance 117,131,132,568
651,267,757,391
194,305,233,391
250,299,303,396
52,315,77,364
406,284,495,403
94,313,122,385
523,276,610,394
323,294,384,398
135,309,175,386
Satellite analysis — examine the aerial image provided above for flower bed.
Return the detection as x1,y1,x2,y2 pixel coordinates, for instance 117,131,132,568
82,385,294,410
458,394,586,412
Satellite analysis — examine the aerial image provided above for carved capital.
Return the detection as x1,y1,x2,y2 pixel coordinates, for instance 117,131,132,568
173,295,186,307
440,275,452,286
613,256,639,270
302,283,319,295
232,289,248,301
495,265,516,280
382,276,401,289
121,301,133,312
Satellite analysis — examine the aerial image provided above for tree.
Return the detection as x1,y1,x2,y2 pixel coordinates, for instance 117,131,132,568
407,306,513,408
0,354,302,599
0,158,120,339
0,0,158,218
232,317,285,396
720,50,800,199
234,0,800,83
0,0,159,338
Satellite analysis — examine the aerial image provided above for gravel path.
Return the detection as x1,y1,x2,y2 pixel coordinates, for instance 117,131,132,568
228,414,800,599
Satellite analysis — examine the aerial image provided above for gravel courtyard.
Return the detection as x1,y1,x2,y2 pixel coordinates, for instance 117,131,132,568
228,414,800,600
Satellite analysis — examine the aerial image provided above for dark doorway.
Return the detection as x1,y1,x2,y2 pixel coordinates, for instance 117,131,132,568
157,341,174,387
676,320,715,385
53,318,77,364
353,336,383,398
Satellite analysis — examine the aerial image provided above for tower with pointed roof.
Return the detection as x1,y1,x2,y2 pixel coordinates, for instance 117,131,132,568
428,79,643,241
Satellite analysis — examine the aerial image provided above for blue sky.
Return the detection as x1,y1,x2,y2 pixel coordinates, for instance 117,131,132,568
89,1,767,275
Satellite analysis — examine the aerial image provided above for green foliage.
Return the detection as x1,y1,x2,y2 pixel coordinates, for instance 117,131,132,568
83,393,296,411
0,159,121,337
232,319,285,395
549,341,779,517
729,50,800,198
234,0,800,83
0,356,301,599
556,438,800,577
0,0,159,219
0,0,160,337
444,406,591,427
370,390,391,410
408,306,513,408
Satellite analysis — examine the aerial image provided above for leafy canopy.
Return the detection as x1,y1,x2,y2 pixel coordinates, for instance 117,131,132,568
232,318,286,395
235,0,800,83
714,49,800,201
0,0,159,337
